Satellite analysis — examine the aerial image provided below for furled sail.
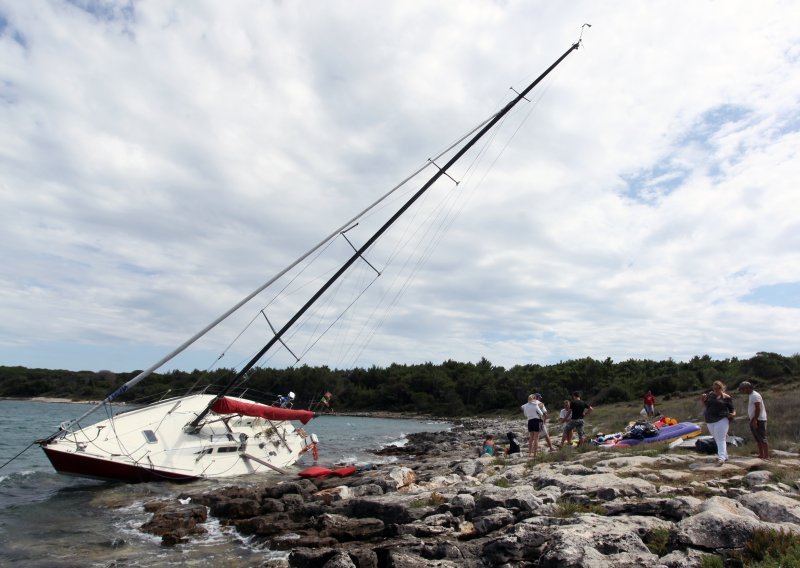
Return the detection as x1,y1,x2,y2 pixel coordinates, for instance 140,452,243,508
210,397,315,424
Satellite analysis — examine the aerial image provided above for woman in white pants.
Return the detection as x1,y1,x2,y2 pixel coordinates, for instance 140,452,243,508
702,380,736,464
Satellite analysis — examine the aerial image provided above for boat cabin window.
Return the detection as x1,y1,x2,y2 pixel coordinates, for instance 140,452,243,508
142,430,158,444
217,446,238,453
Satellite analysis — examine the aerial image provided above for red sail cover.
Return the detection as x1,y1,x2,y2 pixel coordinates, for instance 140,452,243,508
211,397,315,425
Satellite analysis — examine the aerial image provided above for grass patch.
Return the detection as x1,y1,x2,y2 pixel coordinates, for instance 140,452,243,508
743,528,800,565
492,478,512,488
490,456,507,467
553,498,606,518
643,527,670,557
699,554,724,568
409,491,446,508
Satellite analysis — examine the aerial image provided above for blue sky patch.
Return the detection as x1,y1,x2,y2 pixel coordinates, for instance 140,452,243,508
741,282,800,309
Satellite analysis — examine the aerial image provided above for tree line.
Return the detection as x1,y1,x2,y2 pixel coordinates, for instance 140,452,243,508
0,351,796,417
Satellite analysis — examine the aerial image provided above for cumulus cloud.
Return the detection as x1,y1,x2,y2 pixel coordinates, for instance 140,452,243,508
0,0,798,373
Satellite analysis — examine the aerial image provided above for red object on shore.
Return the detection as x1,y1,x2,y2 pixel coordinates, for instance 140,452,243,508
298,465,357,478
211,397,315,424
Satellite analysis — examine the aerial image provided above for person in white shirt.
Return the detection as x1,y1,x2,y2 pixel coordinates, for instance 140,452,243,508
739,381,769,460
521,394,543,457
534,394,555,451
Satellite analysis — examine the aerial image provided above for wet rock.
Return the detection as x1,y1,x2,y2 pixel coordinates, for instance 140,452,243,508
281,493,305,510
321,551,357,568
317,513,386,541
272,534,338,550
210,497,261,519
265,480,318,499
235,513,293,536
346,548,379,568
288,547,337,568
140,502,208,546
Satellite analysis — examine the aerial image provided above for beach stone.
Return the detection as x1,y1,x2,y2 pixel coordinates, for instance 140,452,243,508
314,486,353,504
532,471,656,501
140,502,208,545
744,470,772,487
321,552,357,568
281,493,305,510
235,513,292,536
604,496,701,520
659,548,711,568
288,547,337,568
474,485,542,514
450,493,475,511
317,513,385,541
738,491,800,523
530,514,662,567
347,548,379,568
472,507,514,535
387,467,416,490
261,497,286,513
347,495,427,524
676,496,786,549
452,460,478,477
350,483,384,498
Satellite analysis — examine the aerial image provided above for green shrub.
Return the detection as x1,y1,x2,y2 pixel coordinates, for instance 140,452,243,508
744,528,800,563
492,478,512,488
643,527,670,556
553,498,606,518
699,554,723,568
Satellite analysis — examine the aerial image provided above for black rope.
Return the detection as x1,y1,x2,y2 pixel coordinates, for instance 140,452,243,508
0,440,37,471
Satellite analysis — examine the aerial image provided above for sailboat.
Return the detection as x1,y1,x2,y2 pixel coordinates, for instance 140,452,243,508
36,37,584,483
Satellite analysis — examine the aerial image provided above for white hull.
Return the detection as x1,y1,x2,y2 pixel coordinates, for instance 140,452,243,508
41,394,313,482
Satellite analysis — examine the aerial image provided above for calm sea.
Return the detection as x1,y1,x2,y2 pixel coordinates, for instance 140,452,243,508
0,400,449,567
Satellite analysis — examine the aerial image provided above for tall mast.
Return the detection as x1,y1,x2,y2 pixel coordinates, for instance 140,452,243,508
188,39,582,430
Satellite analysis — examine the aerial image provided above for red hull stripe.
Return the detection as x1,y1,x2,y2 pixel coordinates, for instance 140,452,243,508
42,447,197,483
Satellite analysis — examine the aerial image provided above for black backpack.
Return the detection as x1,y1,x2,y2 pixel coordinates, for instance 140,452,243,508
695,438,717,454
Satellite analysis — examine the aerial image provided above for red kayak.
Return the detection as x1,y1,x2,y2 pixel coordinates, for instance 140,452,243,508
298,465,357,478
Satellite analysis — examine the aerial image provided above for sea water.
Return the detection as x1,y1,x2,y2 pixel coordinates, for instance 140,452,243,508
0,400,449,566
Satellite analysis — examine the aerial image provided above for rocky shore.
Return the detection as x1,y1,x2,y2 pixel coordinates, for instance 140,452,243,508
140,417,800,567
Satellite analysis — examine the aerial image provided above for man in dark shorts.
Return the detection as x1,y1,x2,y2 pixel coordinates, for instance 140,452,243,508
739,381,769,460
564,391,593,445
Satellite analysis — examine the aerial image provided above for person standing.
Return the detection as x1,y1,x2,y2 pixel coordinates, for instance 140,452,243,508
521,394,543,457
738,381,769,460
643,390,656,417
534,394,555,451
564,391,593,445
559,400,572,446
702,380,736,464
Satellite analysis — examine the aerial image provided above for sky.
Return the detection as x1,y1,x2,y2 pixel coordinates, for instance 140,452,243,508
1,0,798,374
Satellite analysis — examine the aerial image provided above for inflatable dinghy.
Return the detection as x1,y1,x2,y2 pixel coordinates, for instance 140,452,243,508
615,422,702,447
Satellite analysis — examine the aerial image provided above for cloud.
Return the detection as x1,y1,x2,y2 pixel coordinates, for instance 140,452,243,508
0,0,798,375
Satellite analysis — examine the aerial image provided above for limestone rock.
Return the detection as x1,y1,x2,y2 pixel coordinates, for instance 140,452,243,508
387,467,416,490
744,470,772,488
738,491,800,524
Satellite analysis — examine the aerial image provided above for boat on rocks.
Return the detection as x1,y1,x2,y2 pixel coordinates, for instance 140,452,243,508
36,36,585,483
